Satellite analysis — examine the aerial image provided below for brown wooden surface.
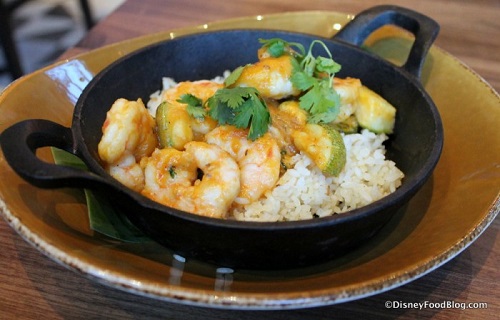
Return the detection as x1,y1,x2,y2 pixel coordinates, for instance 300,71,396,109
1,0,499,319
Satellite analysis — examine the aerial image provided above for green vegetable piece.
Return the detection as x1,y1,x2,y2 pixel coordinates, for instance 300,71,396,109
292,123,346,176
155,101,171,148
155,101,193,149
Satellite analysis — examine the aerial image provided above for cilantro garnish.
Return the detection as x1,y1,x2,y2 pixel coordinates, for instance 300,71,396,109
206,87,270,140
248,38,343,124
177,94,206,119
179,38,342,140
258,38,305,58
291,40,342,123
224,65,246,87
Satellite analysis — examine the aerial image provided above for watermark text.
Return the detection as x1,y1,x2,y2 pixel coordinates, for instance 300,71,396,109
385,300,488,310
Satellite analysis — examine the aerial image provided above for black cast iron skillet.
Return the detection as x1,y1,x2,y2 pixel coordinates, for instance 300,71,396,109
0,6,443,269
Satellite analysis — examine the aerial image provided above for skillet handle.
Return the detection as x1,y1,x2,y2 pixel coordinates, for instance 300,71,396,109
334,5,440,79
0,119,109,189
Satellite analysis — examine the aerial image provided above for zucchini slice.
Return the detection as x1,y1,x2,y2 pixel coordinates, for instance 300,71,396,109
292,123,346,176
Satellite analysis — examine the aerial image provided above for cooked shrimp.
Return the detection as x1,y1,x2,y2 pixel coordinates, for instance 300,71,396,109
156,80,222,150
141,142,240,218
98,98,157,191
205,125,281,205
267,100,308,172
163,80,222,106
332,77,362,124
232,55,300,100
269,100,307,140
107,155,146,192
141,148,197,204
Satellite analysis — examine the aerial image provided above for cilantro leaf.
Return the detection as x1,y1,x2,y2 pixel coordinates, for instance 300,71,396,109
213,87,259,109
299,85,324,114
177,94,206,119
299,81,341,124
177,93,202,106
206,87,270,140
247,99,270,140
287,38,343,124
308,110,338,124
291,71,316,91
232,99,255,129
316,56,341,74
207,96,234,124
224,65,246,87
258,38,286,57
258,38,305,57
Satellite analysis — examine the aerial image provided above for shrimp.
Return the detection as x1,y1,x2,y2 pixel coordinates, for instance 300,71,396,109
156,80,223,150
269,100,307,141
205,125,281,205
98,98,157,191
141,142,240,218
267,100,308,172
232,55,300,100
328,77,362,132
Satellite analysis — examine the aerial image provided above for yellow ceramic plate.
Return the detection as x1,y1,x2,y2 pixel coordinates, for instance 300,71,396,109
0,11,498,310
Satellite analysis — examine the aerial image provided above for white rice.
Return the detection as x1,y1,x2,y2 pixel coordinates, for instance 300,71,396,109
147,76,405,222
233,130,404,222
147,77,179,116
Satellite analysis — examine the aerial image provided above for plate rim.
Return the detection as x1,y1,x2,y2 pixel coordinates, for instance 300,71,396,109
0,10,499,310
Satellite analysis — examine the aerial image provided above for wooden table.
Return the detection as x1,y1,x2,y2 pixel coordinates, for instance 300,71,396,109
1,0,498,318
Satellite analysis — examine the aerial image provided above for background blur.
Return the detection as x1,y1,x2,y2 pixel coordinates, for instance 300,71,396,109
0,0,125,91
